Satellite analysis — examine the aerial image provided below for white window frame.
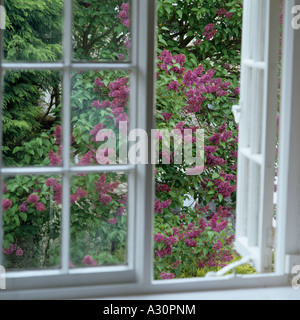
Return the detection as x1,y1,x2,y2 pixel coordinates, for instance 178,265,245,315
0,0,156,293
0,0,299,299
234,0,281,273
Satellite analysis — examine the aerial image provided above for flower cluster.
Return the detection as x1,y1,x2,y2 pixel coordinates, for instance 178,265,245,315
94,174,119,206
195,39,203,46
18,193,46,212
158,50,233,115
158,50,186,75
92,76,130,134
118,2,130,28
45,178,64,205
154,199,172,214
155,184,171,194
48,150,62,166
107,218,118,225
3,243,23,256
154,205,235,277
82,255,97,266
160,272,175,280
205,145,227,167
2,198,12,211
203,23,217,40
162,112,173,121
216,8,233,19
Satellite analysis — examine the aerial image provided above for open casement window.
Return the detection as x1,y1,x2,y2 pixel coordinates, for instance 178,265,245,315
0,0,156,291
1,0,298,300
234,0,281,273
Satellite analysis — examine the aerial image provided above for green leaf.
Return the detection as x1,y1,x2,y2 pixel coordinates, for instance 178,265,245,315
212,173,220,179
207,231,215,241
20,212,27,222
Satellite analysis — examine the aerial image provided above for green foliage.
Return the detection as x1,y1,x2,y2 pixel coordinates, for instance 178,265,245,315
157,0,243,76
172,256,257,280
1,0,249,279
3,0,63,163
73,0,130,61
4,0,63,62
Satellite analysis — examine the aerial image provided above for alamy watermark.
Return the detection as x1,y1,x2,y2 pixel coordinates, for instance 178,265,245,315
94,122,205,176
0,265,6,289
292,265,300,290
0,5,5,30
292,5,300,30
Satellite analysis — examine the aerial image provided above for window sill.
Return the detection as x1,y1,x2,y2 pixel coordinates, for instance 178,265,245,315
95,286,300,300
0,274,295,300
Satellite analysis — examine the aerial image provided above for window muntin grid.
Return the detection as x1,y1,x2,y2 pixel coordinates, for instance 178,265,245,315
0,0,297,298
0,0,139,283
235,0,281,273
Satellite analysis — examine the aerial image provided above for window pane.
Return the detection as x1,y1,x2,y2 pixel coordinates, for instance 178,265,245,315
72,0,131,62
69,172,128,268
154,0,245,280
2,70,63,167
3,0,63,62
1,175,62,271
71,70,130,166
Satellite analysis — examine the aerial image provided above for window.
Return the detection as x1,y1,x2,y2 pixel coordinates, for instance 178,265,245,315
234,0,281,273
0,0,157,293
1,0,299,299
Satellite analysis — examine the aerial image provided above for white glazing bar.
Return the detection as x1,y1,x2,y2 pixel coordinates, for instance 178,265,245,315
242,0,250,60
1,63,65,70
126,0,138,270
247,0,260,246
250,68,259,154
0,165,135,176
243,59,266,70
72,63,135,70
236,155,248,238
257,0,281,273
1,62,135,71
247,162,259,246
253,0,261,62
254,0,263,62
236,0,251,242
71,165,135,174
276,0,300,275
134,0,156,285
243,68,252,149
248,0,255,60
254,69,264,154
259,0,267,62
240,148,263,166
61,0,72,274
0,167,64,176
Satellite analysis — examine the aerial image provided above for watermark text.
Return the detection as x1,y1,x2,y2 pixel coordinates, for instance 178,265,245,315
0,265,6,289
292,265,300,290
0,5,5,30
292,5,300,30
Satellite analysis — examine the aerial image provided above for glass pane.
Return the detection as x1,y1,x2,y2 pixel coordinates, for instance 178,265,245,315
1,175,62,271
154,0,245,280
73,0,131,62
3,0,63,62
71,70,129,166
2,70,63,167
70,172,128,268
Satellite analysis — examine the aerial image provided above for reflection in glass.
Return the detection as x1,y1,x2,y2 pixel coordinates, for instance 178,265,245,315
70,172,128,268
1,175,62,271
71,70,130,166
2,70,62,167
73,0,131,62
3,0,63,62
